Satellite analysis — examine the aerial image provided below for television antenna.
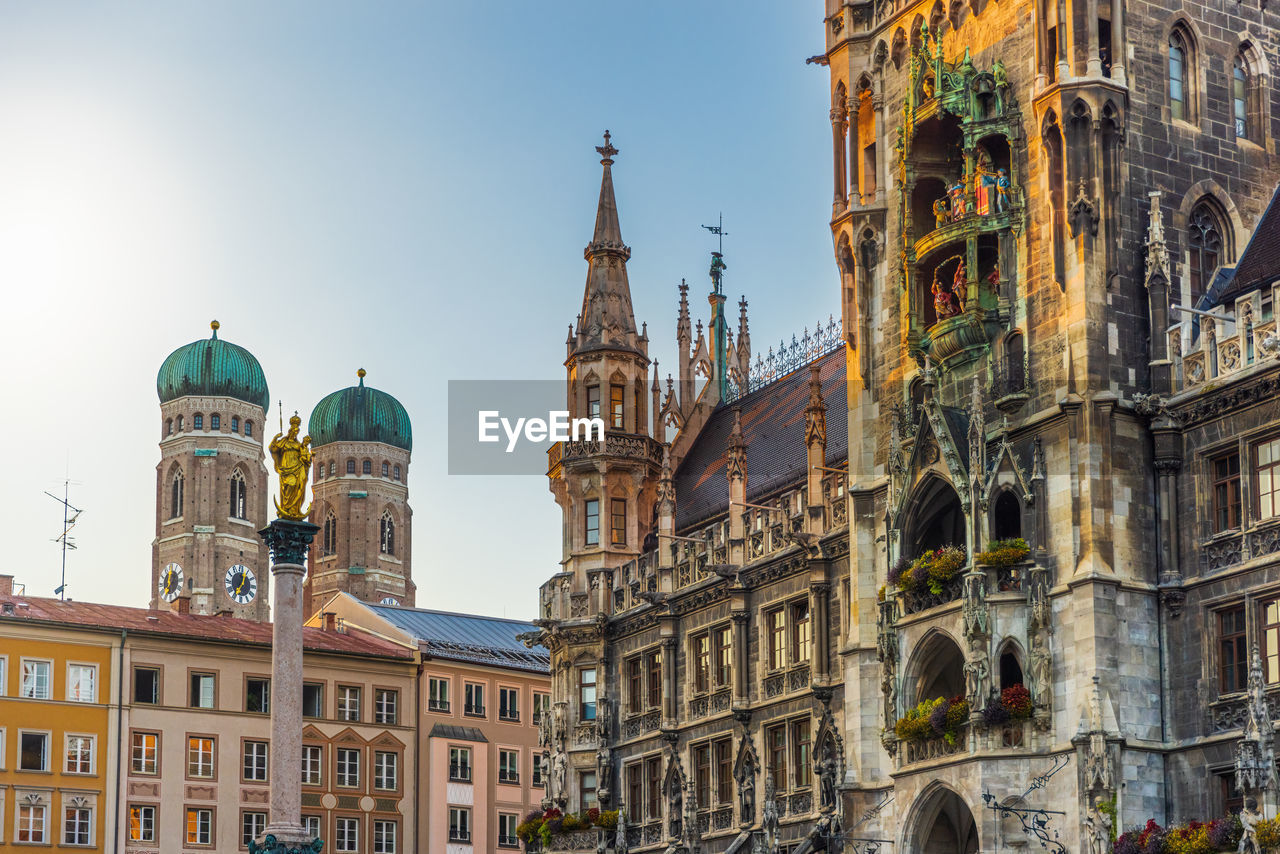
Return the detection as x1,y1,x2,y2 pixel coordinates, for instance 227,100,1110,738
45,480,83,600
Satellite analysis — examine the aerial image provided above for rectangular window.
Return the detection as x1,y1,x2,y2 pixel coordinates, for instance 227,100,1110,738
499,812,519,848
374,751,398,790
646,756,662,819
581,771,598,809
302,745,323,786
587,385,601,420
627,763,643,815
131,732,158,775
1222,771,1245,816
134,667,160,704
1222,606,1249,692
611,498,627,545
338,685,362,722
190,672,216,709
695,743,712,809
449,746,472,781
533,691,551,725
66,734,94,774
22,658,51,699
585,499,600,546
65,805,92,845
374,688,399,724
499,748,519,783
304,816,322,840
337,747,361,788
374,819,398,853
499,686,519,721
336,817,360,853
1257,438,1280,521
792,600,812,664
20,731,49,771
532,752,545,787
694,634,711,693
246,677,270,714
1264,599,1280,685
243,740,269,782
428,677,450,713
767,608,786,670
303,682,324,718
647,651,662,709
128,805,156,842
186,808,212,845
767,724,786,791
792,718,812,788
464,682,485,716
580,668,598,721
19,804,47,843
1214,453,1242,532
188,736,215,778
610,384,624,429
715,625,732,687
242,811,267,848
449,807,471,842
67,663,97,702
628,657,643,711
716,737,733,805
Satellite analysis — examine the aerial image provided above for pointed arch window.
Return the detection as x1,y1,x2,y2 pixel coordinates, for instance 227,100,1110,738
170,468,185,519
329,461,335,477
1188,203,1226,307
166,419,173,436
1233,56,1250,140
176,415,184,432
231,416,240,434
393,465,401,481
380,511,395,556
381,461,389,478
363,460,372,475
245,420,253,438
193,414,204,431
229,469,247,520
323,512,337,557
347,460,356,475
210,414,220,431
1168,29,1192,122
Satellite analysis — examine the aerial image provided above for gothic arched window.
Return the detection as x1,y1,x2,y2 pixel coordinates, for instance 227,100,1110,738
231,416,240,433
380,511,395,556
176,415,184,432
329,461,335,477
229,469,247,520
362,460,372,475
1188,202,1226,306
1168,27,1194,122
210,414,220,431
1233,56,1249,139
245,420,253,438
323,512,337,557
381,461,389,478
193,414,204,431
170,468,185,519
393,465,401,482
165,419,173,436
347,460,356,475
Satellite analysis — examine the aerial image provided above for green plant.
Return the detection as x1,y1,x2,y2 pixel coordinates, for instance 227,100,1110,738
1097,797,1117,844
975,537,1030,567
561,814,587,832
926,546,966,592
596,810,620,830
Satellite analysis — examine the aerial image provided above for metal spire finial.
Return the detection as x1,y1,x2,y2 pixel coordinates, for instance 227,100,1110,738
596,130,618,165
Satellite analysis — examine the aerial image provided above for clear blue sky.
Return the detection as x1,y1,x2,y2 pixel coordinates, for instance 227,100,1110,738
0,2,838,619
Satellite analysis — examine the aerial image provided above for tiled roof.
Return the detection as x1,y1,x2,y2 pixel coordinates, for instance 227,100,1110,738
674,349,848,531
1216,183,1280,305
369,605,550,674
0,594,413,660
427,724,488,743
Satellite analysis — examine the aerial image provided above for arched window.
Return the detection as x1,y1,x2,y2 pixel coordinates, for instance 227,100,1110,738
1005,332,1026,394
170,468,185,519
999,647,1024,690
1233,57,1249,139
210,414,220,431
363,460,372,475
315,463,324,481
380,511,395,556
323,512,337,557
1188,202,1226,306
993,491,1023,540
245,420,253,438
329,461,336,477
229,470,247,520
166,419,173,436
1168,28,1192,122
193,414,204,431
231,416,240,433
381,461,389,478
176,415,184,432
393,465,402,481
347,460,356,475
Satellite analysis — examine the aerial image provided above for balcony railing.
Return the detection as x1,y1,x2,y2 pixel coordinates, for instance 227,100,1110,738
428,699,450,713
499,708,520,722
464,703,485,717
499,771,519,784
449,830,471,843
449,764,472,782
1170,286,1279,392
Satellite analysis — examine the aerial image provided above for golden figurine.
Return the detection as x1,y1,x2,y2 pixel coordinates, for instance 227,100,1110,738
270,413,313,520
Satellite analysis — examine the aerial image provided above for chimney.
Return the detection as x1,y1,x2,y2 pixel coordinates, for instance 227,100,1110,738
0,574,13,598
174,595,192,615
323,611,337,632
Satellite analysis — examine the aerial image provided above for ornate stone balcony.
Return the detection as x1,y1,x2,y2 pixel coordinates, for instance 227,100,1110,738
1198,521,1280,574
1170,284,1279,393
913,207,1019,261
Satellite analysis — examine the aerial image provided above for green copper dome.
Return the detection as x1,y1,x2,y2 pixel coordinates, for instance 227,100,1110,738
308,369,412,452
157,321,270,411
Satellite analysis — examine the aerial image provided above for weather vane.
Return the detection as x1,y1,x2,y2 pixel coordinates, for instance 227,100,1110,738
701,213,729,254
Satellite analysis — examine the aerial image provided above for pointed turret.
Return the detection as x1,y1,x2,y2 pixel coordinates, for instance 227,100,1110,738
572,131,643,357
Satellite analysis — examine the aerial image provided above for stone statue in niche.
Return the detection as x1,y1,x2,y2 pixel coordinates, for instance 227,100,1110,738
817,742,839,812
933,197,950,229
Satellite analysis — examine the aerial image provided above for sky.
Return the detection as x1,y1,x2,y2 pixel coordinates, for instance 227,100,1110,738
0,2,839,620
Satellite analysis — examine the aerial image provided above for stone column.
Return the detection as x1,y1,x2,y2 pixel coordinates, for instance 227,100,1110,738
831,107,848,214
732,610,750,704
1085,0,1101,76
661,637,678,727
254,519,321,853
810,581,830,681
1109,0,1126,84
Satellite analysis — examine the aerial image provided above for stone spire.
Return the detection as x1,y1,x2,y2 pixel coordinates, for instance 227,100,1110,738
573,131,642,357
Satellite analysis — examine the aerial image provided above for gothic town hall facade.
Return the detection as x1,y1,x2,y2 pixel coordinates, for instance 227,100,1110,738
531,0,1280,851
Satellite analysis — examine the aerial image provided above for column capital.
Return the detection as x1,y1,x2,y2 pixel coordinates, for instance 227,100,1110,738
259,519,320,568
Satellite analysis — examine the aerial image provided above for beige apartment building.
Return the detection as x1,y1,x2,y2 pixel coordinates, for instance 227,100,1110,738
310,593,551,852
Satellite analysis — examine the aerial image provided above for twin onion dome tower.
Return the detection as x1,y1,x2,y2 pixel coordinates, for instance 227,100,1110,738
151,321,415,621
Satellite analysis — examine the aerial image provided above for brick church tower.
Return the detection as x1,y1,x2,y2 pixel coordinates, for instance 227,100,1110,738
305,369,414,611
152,320,271,620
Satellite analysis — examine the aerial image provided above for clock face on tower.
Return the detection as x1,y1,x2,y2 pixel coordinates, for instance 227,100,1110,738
224,564,258,605
159,563,183,602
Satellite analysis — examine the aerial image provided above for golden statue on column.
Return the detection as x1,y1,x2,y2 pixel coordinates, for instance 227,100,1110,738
270,413,313,520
